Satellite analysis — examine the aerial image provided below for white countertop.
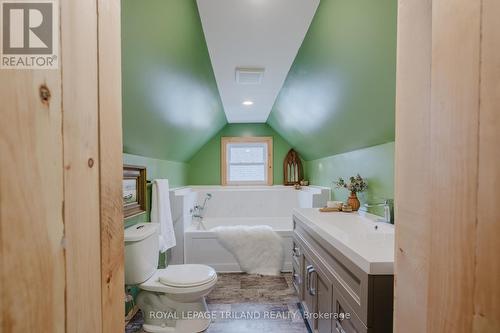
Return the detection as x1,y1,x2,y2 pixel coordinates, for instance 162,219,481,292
293,208,395,275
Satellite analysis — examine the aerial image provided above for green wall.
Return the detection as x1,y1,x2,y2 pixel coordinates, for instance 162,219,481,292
267,0,397,160
122,0,227,162
188,123,294,185
306,142,394,214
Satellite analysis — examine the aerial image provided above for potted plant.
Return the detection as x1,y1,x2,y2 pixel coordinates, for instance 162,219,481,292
334,174,368,211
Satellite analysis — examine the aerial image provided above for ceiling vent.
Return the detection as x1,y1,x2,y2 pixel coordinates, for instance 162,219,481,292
235,67,265,85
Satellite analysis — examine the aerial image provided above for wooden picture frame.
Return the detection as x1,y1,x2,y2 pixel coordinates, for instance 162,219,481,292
123,165,147,218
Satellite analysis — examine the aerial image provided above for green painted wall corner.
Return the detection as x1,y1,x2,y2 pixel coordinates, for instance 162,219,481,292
188,123,296,185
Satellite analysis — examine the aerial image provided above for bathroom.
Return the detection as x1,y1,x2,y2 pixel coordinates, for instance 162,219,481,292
1,0,498,333
122,1,395,331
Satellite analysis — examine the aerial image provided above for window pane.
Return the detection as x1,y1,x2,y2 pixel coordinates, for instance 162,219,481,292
229,164,266,182
229,145,265,164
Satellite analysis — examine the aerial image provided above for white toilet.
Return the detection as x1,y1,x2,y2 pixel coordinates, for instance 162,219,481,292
125,223,218,333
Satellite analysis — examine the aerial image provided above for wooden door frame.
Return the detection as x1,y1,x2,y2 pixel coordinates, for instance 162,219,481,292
394,0,500,332
0,0,124,332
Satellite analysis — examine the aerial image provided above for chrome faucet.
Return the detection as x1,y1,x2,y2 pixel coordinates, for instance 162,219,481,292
190,193,212,220
363,199,393,224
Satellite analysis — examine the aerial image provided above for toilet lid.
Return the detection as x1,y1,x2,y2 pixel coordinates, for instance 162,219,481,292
158,264,217,287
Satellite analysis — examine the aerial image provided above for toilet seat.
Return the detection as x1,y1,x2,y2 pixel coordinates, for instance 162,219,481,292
139,265,217,294
159,264,217,287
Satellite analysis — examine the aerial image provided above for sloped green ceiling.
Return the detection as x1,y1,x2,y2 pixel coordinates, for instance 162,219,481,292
267,0,397,161
188,123,293,185
122,0,227,162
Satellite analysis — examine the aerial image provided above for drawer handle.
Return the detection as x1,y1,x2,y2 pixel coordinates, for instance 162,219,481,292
292,246,300,257
306,265,317,296
335,319,347,333
293,273,301,285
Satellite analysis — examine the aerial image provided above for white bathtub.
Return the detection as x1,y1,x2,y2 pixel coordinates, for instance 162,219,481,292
169,186,330,272
185,217,294,272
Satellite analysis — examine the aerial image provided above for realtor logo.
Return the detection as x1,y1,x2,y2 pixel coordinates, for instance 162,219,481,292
1,0,58,69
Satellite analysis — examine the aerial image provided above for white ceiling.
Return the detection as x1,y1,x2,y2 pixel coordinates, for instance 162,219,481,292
196,0,320,123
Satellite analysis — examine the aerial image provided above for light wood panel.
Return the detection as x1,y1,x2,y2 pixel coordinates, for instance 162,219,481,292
61,0,103,331
0,71,65,332
97,0,125,331
393,0,432,331
473,0,500,331
427,0,481,331
395,0,500,332
0,1,122,332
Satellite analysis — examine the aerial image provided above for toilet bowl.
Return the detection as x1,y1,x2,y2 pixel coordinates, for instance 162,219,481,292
125,223,218,333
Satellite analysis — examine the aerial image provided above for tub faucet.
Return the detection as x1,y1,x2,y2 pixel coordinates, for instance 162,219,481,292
191,193,212,220
363,199,393,224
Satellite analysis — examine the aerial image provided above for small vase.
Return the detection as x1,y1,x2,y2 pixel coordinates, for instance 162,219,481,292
347,191,360,211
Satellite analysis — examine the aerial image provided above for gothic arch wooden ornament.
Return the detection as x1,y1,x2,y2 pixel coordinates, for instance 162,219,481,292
283,149,303,185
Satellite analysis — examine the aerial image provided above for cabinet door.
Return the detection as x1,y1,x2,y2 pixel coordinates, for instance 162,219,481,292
303,255,316,330
292,240,304,299
303,253,333,333
333,287,368,333
292,263,303,300
315,267,333,333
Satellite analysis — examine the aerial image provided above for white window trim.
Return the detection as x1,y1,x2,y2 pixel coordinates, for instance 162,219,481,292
221,136,273,186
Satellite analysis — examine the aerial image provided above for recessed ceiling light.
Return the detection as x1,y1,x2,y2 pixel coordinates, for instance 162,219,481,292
242,100,253,106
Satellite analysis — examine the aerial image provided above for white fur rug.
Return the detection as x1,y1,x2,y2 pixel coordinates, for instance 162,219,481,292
212,225,284,276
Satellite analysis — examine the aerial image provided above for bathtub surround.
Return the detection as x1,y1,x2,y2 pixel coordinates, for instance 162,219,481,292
213,225,284,276
188,123,297,185
305,142,394,214
183,186,329,272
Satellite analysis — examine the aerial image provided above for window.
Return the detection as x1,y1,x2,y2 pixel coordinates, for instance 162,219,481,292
221,137,273,185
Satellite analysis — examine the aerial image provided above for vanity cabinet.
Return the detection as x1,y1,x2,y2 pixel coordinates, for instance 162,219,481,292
293,215,393,333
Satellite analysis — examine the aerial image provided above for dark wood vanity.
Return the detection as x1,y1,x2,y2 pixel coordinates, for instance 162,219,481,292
292,209,394,333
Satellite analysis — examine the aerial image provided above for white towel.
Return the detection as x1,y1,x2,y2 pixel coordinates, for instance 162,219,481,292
151,179,176,253
213,225,284,276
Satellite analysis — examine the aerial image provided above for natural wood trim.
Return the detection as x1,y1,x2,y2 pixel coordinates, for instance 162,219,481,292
61,0,103,331
395,0,499,332
1,0,123,331
393,0,432,331
98,0,124,331
473,0,500,330
220,136,273,186
425,0,481,330
0,54,66,333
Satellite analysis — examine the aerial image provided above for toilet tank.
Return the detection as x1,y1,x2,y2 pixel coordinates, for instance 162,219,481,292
124,223,160,285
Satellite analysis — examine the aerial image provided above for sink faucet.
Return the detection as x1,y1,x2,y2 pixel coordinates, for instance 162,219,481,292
190,193,212,220
363,199,393,224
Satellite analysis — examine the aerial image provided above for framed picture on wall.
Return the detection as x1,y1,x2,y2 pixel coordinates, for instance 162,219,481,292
123,165,147,218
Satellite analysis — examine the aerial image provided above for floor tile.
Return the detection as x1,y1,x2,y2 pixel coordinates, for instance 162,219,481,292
125,272,308,333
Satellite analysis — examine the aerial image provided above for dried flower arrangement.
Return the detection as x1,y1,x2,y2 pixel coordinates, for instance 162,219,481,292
334,174,368,194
